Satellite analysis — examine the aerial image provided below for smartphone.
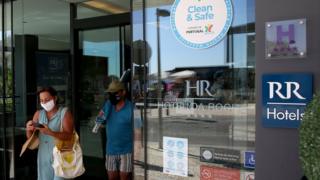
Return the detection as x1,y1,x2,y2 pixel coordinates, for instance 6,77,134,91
33,122,45,128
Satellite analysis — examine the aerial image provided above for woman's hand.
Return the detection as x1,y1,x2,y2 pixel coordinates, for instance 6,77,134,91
26,120,35,132
37,124,52,136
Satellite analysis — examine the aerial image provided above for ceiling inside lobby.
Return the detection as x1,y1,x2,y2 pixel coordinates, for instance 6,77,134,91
13,0,131,49
12,0,172,50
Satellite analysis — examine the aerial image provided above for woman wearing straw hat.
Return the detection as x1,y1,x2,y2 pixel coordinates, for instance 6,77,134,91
25,87,74,180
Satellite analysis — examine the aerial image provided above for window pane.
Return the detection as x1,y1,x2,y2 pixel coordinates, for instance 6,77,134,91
133,0,256,179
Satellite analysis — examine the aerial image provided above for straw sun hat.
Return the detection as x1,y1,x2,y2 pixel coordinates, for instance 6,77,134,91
106,80,125,93
20,130,39,157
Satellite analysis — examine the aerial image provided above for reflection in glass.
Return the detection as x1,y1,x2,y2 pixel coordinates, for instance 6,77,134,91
132,0,256,179
79,27,121,159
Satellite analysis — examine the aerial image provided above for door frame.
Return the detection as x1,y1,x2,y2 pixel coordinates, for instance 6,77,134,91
69,3,130,133
1,0,14,179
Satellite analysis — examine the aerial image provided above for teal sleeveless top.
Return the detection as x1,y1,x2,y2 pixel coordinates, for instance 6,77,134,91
37,107,67,180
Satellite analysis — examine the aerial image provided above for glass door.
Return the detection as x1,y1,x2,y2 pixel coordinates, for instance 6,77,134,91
132,0,255,179
0,1,15,180
77,26,130,179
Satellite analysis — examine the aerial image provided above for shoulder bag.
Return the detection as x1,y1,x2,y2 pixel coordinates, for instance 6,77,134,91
52,107,85,178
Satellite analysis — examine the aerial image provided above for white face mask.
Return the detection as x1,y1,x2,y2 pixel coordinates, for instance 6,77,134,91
41,99,55,112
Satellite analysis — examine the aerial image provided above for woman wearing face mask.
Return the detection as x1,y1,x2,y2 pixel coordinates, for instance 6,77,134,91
25,86,74,180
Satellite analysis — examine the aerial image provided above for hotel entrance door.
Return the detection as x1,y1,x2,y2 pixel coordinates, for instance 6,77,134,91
78,26,130,179
71,8,131,178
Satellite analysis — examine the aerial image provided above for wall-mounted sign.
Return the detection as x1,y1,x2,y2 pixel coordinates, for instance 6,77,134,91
244,172,255,180
265,19,306,59
244,151,255,169
200,147,240,165
200,165,240,180
163,136,188,177
36,51,68,86
262,74,313,128
170,0,233,49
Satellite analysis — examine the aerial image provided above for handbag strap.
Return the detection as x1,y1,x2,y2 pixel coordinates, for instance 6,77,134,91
59,107,79,151
59,107,68,132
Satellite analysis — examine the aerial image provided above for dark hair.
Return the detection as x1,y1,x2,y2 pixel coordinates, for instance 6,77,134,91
37,86,57,97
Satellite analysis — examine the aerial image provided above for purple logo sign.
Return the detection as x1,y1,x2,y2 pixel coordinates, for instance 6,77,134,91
266,19,306,59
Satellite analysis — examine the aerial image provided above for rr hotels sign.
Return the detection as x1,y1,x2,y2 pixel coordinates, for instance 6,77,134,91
262,74,313,128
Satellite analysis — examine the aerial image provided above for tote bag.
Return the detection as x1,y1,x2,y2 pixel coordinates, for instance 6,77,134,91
52,132,85,178
52,107,85,178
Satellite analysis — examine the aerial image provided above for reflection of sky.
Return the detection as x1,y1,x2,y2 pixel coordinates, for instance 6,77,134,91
83,41,120,76
0,31,12,40
132,0,255,73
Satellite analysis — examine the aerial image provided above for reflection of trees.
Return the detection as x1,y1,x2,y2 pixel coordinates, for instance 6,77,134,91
0,66,14,110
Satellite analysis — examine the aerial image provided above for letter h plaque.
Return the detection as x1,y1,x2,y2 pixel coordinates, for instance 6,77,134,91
265,19,306,59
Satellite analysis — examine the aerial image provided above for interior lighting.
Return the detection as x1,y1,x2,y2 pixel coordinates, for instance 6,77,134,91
82,0,128,14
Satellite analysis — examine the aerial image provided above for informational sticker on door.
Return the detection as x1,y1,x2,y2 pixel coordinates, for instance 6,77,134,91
163,136,188,177
244,172,255,180
244,151,255,169
200,165,240,180
170,0,233,49
262,73,313,128
200,147,241,165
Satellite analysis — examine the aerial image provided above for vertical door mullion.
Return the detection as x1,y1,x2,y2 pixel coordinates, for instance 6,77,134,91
1,0,7,179
10,0,15,177
119,26,123,73
141,0,147,178
70,3,80,133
